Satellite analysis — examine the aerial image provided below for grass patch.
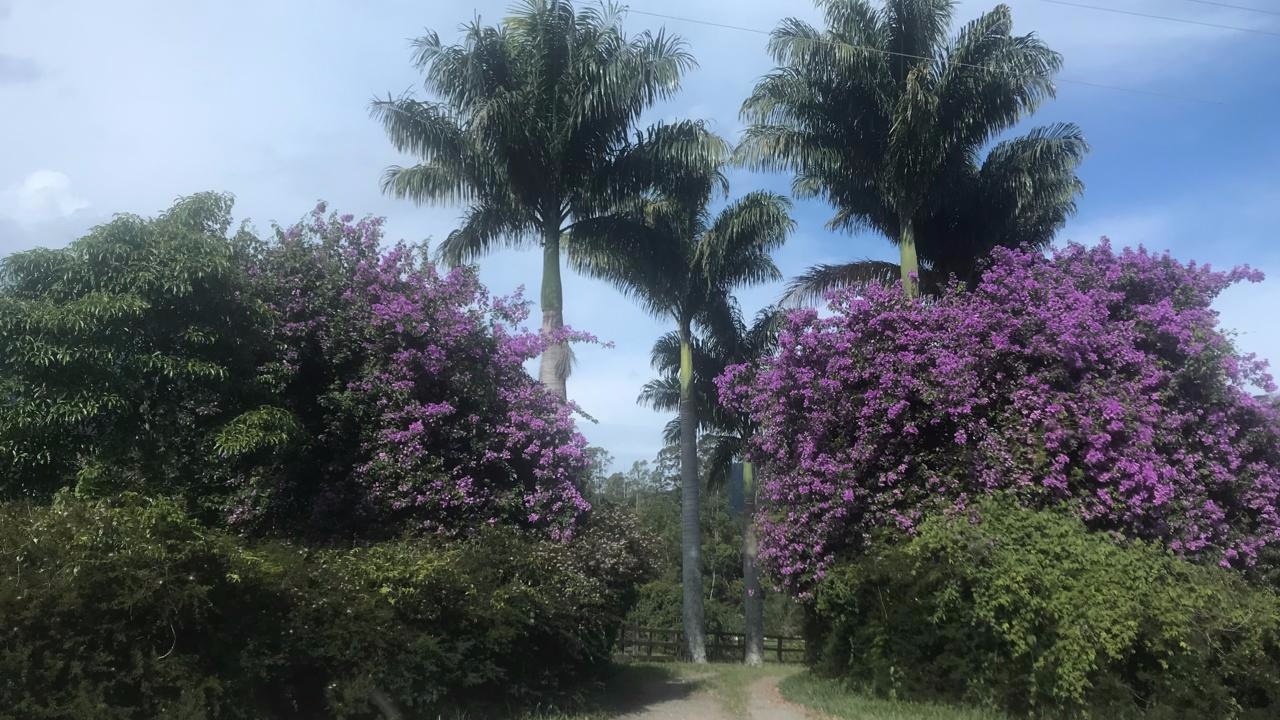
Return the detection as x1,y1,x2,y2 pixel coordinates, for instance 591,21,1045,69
664,662,800,716
779,671,1009,720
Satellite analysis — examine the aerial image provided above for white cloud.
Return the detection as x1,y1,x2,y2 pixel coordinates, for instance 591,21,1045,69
3,170,89,224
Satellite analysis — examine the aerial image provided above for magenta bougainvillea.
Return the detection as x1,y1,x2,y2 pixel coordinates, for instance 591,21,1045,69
720,242,1280,591
237,204,592,539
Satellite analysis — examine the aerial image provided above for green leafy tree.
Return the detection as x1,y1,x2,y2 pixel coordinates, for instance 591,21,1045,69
372,0,722,399
568,157,792,662
642,304,782,664
738,0,1087,300
0,193,270,504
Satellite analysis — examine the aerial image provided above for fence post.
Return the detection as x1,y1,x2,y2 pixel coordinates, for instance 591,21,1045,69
776,635,784,663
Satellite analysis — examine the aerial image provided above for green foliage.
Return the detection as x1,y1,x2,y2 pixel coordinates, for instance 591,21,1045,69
780,671,1008,720
0,496,656,719
212,406,301,457
0,193,271,504
0,493,277,720
278,508,655,718
807,498,1280,718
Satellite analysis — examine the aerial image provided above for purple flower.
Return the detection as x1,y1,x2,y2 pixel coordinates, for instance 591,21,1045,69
722,241,1279,592
235,203,597,539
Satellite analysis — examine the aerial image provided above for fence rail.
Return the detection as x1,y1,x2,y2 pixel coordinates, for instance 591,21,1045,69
615,624,805,664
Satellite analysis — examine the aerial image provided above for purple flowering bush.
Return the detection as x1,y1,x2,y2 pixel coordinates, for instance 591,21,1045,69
721,242,1280,591
237,203,593,539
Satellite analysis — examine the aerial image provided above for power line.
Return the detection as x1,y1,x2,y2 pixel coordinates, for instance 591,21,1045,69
1173,0,1280,19
627,8,1225,106
1040,0,1280,38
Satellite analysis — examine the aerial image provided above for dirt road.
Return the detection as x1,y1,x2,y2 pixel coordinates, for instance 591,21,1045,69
607,666,816,720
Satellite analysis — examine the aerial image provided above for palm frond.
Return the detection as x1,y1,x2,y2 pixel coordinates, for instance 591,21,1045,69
437,200,534,266
380,164,472,206
639,376,681,414
564,209,684,319
648,331,684,375
783,260,901,306
680,193,794,318
702,433,744,490
590,120,730,214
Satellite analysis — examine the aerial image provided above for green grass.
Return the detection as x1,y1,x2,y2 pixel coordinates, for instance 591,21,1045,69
664,661,799,716
779,671,1010,720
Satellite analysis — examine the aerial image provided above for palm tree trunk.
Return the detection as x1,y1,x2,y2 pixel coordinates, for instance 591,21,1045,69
742,460,764,666
678,320,707,663
898,214,920,298
538,226,569,400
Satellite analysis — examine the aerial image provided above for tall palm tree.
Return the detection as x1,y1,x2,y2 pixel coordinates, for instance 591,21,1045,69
641,303,782,665
569,158,793,662
372,0,721,399
738,0,1087,301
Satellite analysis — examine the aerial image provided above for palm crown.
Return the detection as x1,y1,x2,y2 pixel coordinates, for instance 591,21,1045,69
640,303,782,486
738,0,1087,300
568,182,793,333
372,0,723,398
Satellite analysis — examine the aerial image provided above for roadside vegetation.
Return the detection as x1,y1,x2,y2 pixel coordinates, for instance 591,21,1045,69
3,1,1278,718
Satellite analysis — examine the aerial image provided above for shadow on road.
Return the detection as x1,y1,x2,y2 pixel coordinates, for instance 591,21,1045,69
595,663,707,715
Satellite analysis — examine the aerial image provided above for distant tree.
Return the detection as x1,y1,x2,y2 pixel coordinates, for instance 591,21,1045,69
739,0,1087,300
582,446,615,497
569,159,792,662
623,442,803,644
372,0,722,399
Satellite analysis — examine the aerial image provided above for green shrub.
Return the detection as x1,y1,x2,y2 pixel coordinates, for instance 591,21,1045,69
0,493,280,720
808,498,1280,719
283,506,657,718
0,497,654,719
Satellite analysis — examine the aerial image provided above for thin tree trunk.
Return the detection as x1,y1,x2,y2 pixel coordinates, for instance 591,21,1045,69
678,321,707,663
742,460,764,666
538,227,569,400
898,214,919,298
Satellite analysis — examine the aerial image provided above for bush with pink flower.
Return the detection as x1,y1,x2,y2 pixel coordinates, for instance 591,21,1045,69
720,242,1280,591
236,203,594,539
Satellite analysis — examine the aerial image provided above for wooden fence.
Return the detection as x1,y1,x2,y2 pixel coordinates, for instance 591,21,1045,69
615,624,806,664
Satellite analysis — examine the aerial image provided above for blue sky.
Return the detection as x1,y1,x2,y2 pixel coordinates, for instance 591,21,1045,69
2,0,1278,471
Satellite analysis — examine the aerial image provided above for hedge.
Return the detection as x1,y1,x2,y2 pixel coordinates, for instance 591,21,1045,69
0,494,653,719
807,498,1280,719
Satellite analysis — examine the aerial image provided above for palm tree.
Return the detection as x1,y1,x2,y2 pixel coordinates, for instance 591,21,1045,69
641,303,782,665
738,0,1087,301
568,157,793,662
372,0,722,399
